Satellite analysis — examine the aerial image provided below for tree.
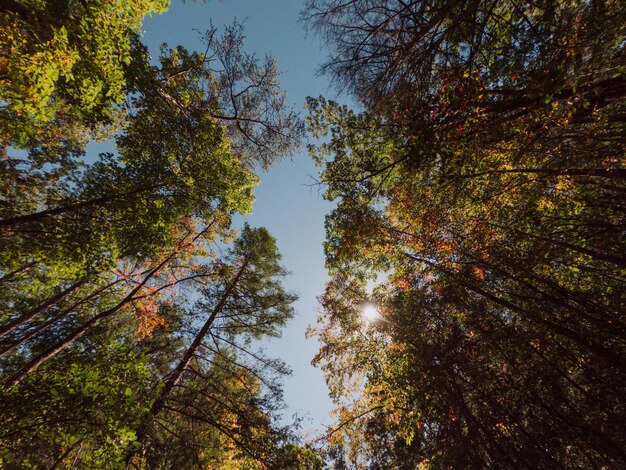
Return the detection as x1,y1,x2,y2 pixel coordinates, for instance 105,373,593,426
306,0,626,467
0,0,167,138
1,24,303,388
0,5,308,468
0,226,307,468
127,225,298,468
0,338,155,467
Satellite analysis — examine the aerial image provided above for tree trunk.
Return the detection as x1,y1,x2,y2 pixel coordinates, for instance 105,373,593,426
0,279,120,358
0,183,164,228
124,258,249,468
0,280,85,339
406,253,626,369
3,221,214,388
4,245,180,388
462,168,626,181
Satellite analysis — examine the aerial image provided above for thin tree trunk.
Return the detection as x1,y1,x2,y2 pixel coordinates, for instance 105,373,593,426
0,261,37,283
406,253,626,368
493,223,626,268
5,244,183,389
50,439,84,470
0,280,85,339
0,183,164,228
461,168,626,180
0,279,121,358
151,259,247,417
4,221,215,388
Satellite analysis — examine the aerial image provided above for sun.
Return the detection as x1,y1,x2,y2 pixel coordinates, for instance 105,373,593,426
361,304,381,322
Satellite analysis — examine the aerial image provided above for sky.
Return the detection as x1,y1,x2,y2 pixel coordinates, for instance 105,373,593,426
142,0,340,434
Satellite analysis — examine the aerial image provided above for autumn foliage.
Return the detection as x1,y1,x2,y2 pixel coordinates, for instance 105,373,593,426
306,0,625,467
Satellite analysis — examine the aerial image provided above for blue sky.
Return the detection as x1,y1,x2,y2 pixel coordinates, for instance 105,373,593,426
142,0,340,433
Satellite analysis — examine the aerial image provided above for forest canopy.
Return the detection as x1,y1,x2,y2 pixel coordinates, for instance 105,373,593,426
0,2,315,468
1,0,625,468
305,0,625,468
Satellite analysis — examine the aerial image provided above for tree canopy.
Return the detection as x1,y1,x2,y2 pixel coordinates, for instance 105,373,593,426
306,0,626,468
0,2,313,467
1,0,624,467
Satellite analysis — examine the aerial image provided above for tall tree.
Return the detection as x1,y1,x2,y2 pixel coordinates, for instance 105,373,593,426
0,0,167,142
0,4,308,468
306,0,626,467
1,24,302,389
127,225,298,468
0,226,306,468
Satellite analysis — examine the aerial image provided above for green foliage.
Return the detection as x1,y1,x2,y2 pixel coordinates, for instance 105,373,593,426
0,341,153,468
0,225,304,468
131,225,299,467
0,20,301,375
0,4,305,466
0,0,168,129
